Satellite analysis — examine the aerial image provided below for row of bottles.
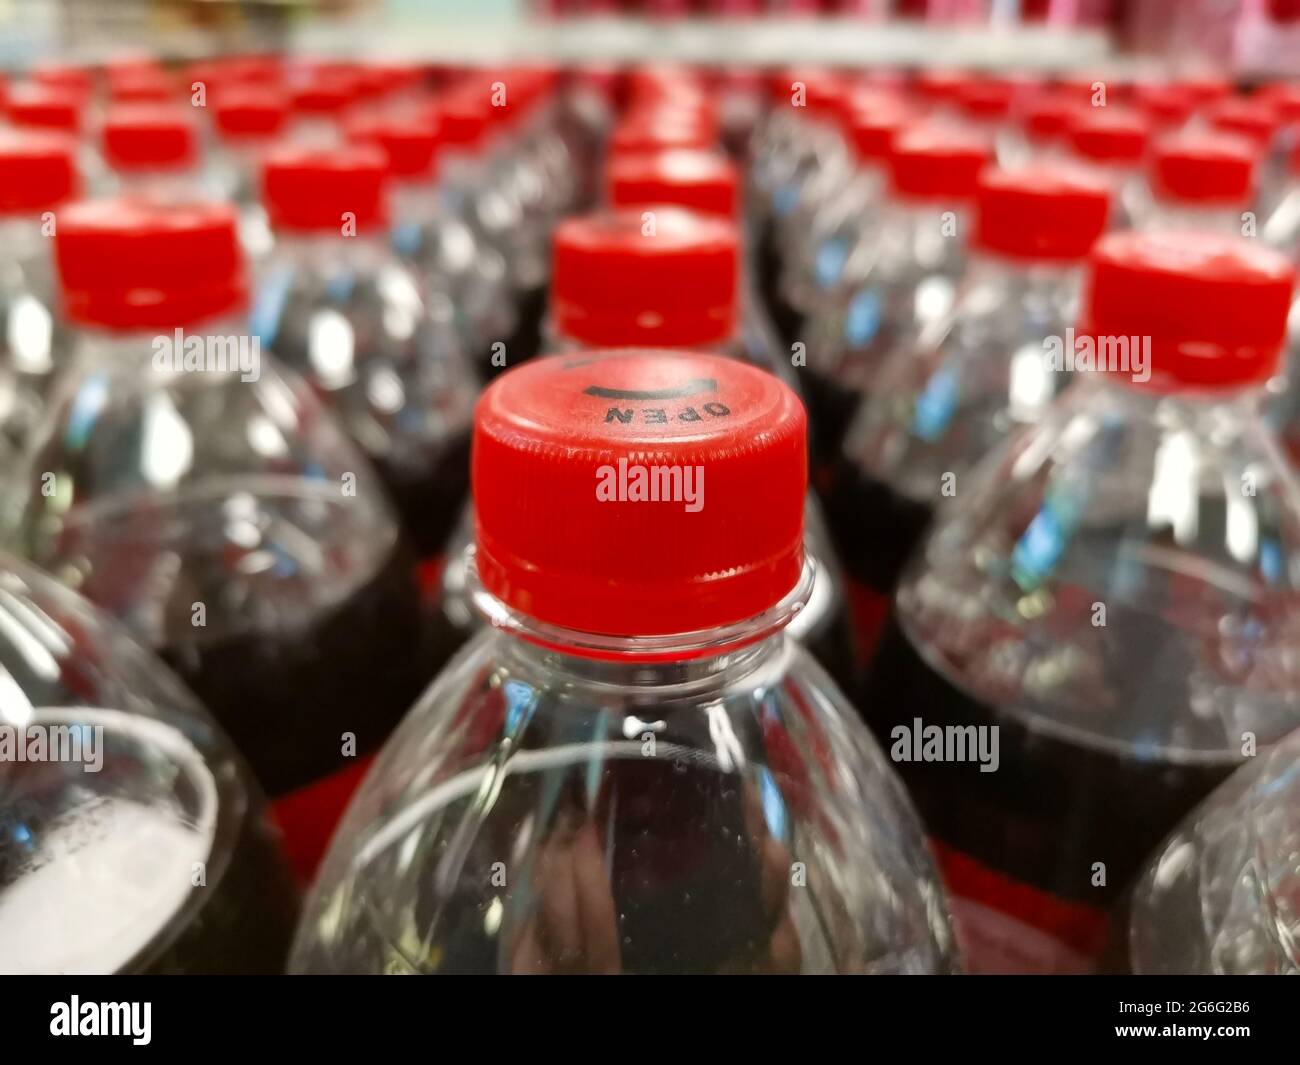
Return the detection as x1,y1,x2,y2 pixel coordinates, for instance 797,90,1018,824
0,56,1297,975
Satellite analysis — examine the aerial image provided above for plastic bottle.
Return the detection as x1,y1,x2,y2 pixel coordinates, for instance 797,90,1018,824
14,199,434,881
860,230,1300,973
825,163,1112,659
1142,131,1260,237
801,125,991,472
291,348,957,975
0,130,79,449
1122,725,1300,974
254,143,478,583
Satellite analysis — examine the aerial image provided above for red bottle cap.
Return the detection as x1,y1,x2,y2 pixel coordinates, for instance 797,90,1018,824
473,349,806,640
29,62,93,99
1151,131,1257,205
211,85,291,139
1206,95,1281,146
1082,231,1294,389
0,130,79,214
1022,93,1077,141
436,88,492,148
1131,82,1196,127
55,199,247,331
102,105,198,171
551,207,738,348
109,68,176,103
290,69,359,114
956,79,1017,120
1262,82,1300,124
974,164,1111,263
608,113,716,157
5,84,81,133
888,126,991,201
262,143,389,233
913,69,969,103
1178,74,1232,105
1065,107,1150,164
845,101,915,161
606,149,737,218
345,111,441,179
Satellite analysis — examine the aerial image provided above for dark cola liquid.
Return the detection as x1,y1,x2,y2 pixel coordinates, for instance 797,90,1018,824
817,457,932,662
482,284,548,379
755,221,804,349
160,541,434,800
372,429,471,560
859,615,1236,968
819,458,933,596
804,371,864,476
381,753,775,975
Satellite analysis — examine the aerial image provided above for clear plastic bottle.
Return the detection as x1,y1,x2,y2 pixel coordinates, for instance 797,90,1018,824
454,70,576,369
12,199,435,882
1141,130,1260,237
4,82,102,192
860,231,1300,974
345,108,511,379
1062,106,1152,229
254,143,478,579
291,348,956,975
748,70,852,334
436,206,856,691
1262,142,1300,256
0,129,79,450
602,147,792,398
779,95,915,330
1123,725,1300,974
825,163,1112,658
100,103,215,202
207,83,291,210
802,125,991,472
0,552,300,974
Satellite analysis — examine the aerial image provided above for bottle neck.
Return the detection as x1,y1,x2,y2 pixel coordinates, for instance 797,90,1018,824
271,229,391,266
467,547,814,689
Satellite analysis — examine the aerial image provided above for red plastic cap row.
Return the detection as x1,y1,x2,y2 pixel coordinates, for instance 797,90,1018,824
1083,231,1294,389
605,149,738,219
345,111,441,179
888,126,991,201
211,85,291,139
1206,95,1281,146
5,84,82,132
974,164,1111,263
0,130,79,214
1131,82,1197,127
608,109,718,157
845,99,915,162
1151,131,1257,205
436,86,493,148
1066,107,1150,164
551,207,738,348
262,144,390,233
1022,93,1078,141
55,199,246,330
473,349,807,640
102,105,197,171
